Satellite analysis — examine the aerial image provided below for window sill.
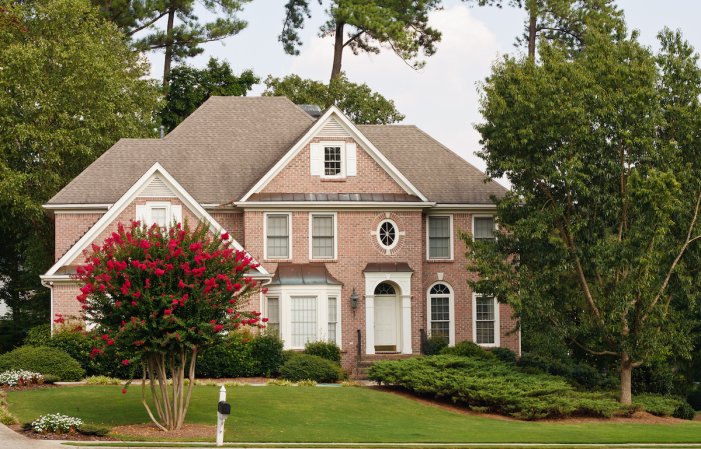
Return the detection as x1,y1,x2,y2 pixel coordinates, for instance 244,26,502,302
310,259,338,263
320,177,347,182
426,258,454,263
264,259,291,263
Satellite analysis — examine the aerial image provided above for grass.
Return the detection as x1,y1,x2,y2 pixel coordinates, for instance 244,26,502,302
6,385,701,444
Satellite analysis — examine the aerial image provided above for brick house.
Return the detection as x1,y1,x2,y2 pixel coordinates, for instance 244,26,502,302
40,96,519,371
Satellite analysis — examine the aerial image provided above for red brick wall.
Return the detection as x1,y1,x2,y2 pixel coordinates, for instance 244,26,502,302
51,282,83,328
54,212,104,262
261,137,406,194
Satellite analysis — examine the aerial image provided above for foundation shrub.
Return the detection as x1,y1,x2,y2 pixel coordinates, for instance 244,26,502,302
440,341,495,360
197,331,257,378
491,347,517,364
422,335,448,355
251,332,285,377
0,346,84,381
280,354,342,383
304,341,341,364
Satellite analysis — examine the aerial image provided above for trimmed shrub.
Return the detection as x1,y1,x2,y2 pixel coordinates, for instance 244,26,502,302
422,336,448,355
251,332,285,377
280,354,342,383
77,423,110,436
517,352,614,390
368,355,626,420
440,341,495,360
23,324,51,347
491,347,517,364
0,346,84,381
674,401,696,420
304,341,341,364
197,332,257,378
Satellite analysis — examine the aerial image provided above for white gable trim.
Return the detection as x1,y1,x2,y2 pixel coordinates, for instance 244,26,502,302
43,162,269,277
239,106,428,202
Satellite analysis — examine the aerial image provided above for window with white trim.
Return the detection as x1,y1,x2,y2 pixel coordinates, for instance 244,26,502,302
429,283,451,341
474,216,496,241
266,297,280,335
311,214,335,259
327,296,338,344
428,216,452,259
475,295,497,345
290,296,317,347
377,219,398,250
150,207,168,227
324,146,342,176
266,214,290,259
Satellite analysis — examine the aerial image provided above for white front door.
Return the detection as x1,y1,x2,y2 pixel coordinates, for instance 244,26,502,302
374,295,399,351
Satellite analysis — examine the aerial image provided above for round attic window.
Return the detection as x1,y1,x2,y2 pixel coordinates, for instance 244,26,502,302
377,219,398,250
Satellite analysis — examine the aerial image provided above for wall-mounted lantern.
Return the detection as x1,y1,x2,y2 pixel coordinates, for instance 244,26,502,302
350,288,359,310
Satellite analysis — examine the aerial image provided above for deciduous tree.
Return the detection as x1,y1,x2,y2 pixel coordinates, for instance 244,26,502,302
263,73,404,124
468,28,701,404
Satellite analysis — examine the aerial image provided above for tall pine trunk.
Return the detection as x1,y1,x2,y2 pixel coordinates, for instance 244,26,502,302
620,353,633,405
162,8,176,88
527,6,537,59
330,21,345,83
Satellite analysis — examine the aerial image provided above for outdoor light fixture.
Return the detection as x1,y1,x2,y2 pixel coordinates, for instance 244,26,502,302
350,288,359,310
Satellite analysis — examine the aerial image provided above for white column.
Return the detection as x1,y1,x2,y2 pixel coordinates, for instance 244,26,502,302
365,295,375,354
401,295,412,354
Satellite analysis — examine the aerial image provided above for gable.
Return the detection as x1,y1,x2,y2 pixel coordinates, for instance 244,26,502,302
43,163,268,278
261,136,406,195
240,107,428,202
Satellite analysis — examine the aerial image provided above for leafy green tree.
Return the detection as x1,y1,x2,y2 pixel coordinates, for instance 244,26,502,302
280,0,442,82
160,58,258,131
91,0,250,86
468,28,701,404
263,74,404,124
0,0,161,348
465,0,624,58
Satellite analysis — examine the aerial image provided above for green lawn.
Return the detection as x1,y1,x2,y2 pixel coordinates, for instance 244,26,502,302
6,385,701,444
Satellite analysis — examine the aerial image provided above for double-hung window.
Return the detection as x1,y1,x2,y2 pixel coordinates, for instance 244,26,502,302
324,145,342,176
266,297,280,335
428,216,452,259
311,214,335,259
327,296,338,344
474,294,498,345
266,213,290,259
429,283,451,342
474,216,496,241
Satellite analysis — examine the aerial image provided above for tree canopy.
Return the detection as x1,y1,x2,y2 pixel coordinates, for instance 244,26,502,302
91,0,251,85
263,74,405,124
160,58,258,131
280,0,442,82
0,0,161,349
468,27,701,404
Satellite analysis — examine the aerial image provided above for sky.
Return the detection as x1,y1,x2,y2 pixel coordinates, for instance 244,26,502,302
144,0,701,179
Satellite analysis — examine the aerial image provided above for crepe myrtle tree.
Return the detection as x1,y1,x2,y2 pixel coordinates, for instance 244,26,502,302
74,220,267,431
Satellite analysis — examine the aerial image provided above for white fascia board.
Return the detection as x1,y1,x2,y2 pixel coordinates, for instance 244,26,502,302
235,201,435,209
431,203,498,211
44,162,268,277
239,105,428,202
43,204,112,210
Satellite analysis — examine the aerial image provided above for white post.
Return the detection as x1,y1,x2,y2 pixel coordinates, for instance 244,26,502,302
216,386,227,447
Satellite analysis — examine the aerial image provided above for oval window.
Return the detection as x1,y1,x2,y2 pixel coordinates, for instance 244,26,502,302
377,219,398,250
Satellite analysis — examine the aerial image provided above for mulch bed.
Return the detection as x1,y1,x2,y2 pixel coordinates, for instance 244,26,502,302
112,423,216,440
0,383,57,392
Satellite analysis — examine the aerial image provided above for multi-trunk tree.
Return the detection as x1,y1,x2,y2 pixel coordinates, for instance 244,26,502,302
76,221,264,430
468,28,701,404
280,0,442,82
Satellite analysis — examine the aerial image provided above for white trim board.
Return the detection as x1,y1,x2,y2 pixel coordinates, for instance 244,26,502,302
239,106,428,202
43,162,269,277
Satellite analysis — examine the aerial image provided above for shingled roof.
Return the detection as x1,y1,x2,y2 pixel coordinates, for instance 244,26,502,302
48,96,506,205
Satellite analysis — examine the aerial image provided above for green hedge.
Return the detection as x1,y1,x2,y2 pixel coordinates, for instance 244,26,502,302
0,346,84,381
304,341,341,363
517,352,616,390
197,331,285,378
440,341,495,359
280,354,342,383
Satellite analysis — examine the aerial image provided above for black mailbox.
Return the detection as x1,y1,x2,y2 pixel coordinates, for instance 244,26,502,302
218,401,231,415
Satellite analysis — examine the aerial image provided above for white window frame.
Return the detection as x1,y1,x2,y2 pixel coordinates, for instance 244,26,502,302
308,212,337,260
264,296,280,336
320,141,346,179
426,282,455,346
472,214,497,242
327,295,339,344
146,201,171,228
264,212,292,260
264,285,342,350
426,214,454,261
376,219,399,250
472,293,500,347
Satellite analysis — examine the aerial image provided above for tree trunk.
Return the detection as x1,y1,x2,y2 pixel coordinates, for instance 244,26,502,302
620,353,633,405
527,6,537,59
162,7,176,88
330,21,345,83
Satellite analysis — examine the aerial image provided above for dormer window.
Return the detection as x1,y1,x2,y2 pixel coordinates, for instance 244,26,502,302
324,146,342,176
136,201,181,229
150,206,168,227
